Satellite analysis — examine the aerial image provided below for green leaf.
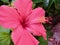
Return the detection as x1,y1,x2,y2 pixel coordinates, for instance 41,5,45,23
32,0,43,3
0,27,10,33
0,26,11,45
54,0,60,9
47,0,54,9
43,0,50,8
44,0,54,9
38,37,48,45
1,0,9,3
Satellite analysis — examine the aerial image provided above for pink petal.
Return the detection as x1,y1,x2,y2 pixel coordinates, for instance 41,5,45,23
11,25,23,44
26,7,45,24
0,5,20,28
11,25,39,45
26,24,46,40
14,0,33,17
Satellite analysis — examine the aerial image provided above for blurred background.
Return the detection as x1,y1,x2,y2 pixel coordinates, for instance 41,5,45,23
0,0,60,45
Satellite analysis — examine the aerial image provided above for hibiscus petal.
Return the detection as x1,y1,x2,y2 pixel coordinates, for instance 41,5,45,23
27,7,45,24
12,25,39,45
14,0,33,17
11,25,23,44
26,24,46,40
0,5,20,28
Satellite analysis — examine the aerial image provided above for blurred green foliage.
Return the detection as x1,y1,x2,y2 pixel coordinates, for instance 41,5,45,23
0,0,60,45
1,0,9,3
0,27,13,45
38,37,48,45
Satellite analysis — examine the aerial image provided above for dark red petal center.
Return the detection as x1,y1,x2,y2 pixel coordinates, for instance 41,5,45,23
21,18,28,28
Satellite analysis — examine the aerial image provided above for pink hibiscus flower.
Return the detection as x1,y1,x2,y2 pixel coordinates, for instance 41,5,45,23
0,0,46,45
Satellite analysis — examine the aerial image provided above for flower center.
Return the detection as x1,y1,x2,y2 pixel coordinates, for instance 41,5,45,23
21,19,27,28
